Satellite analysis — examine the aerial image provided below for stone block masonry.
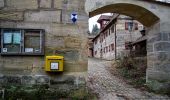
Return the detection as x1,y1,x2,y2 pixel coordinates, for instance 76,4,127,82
0,11,24,21
0,75,87,99
0,0,4,8
53,0,63,9
24,10,61,23
6,0,38,10
40,0,52,8
0,0,88,98
0,0,88,74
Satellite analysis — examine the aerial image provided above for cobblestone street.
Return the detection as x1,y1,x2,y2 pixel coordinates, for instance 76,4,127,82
87,58,170,100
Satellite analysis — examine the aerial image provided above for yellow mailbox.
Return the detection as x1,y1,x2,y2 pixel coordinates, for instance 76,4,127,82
45,55,64,72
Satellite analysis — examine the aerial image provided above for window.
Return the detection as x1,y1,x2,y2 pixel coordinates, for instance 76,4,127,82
101,35,103,42
100,35,103,43
106,31,108,37
95,51,97,55
104,47,105,53
106,46,108,53
111,25,114,33
125,22,138,31
111,43,114,51
103,33,105,39
94,39,97,44
2,29,21,53
125,22,133,31
1,28,44,55
134,23,138,30
24,30,42,53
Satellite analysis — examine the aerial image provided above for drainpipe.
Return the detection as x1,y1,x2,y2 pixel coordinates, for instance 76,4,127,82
114,21,117,60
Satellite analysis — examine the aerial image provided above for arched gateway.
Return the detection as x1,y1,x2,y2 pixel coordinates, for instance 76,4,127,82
85,0,170,92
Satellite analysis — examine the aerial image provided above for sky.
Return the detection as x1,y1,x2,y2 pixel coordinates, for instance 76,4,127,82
88,15,100,33
88,13,111,33
156,0,170,3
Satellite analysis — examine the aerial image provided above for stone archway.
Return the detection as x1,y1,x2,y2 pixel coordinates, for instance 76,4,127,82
85,0,170,92
88,3,159,27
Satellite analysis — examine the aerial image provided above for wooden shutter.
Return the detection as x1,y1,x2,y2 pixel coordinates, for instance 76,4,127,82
135,23,138,30
125,22,128,30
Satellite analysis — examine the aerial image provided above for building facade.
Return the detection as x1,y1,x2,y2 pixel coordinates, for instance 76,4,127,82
93,14,143,60
0,0,88,98
88,35,95,57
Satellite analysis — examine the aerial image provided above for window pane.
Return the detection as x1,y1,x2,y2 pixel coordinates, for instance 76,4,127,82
111,25,114,33
3,30,21,53
24,31,41,53
4,31,12,44
13,32,21,44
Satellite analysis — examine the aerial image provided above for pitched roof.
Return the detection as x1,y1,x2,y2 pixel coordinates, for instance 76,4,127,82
93,14,119,41
132,35,147,45
97,15,112,23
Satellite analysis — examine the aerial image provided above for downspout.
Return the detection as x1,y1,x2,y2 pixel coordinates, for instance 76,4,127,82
114,14,120,60
114,22,117,60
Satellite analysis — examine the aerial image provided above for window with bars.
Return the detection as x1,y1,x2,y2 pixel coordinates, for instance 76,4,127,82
0,28,45,55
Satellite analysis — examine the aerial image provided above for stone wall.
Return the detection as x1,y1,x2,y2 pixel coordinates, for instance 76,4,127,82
146,22,170,93
0,0,88,98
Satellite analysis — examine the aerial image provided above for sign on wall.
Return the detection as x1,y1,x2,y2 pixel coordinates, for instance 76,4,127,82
71,12,77,23
50,62,59,70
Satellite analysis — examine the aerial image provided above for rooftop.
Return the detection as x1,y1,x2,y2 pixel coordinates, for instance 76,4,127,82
97,15,112,23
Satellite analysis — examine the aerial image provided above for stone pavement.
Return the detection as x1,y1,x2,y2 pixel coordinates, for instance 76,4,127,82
87,58,170,100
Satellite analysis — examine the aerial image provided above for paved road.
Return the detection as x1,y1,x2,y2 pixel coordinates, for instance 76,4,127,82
87,58,170,100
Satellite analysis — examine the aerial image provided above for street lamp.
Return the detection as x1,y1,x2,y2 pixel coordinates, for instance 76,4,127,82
128,20,134,55
128,20,133,41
